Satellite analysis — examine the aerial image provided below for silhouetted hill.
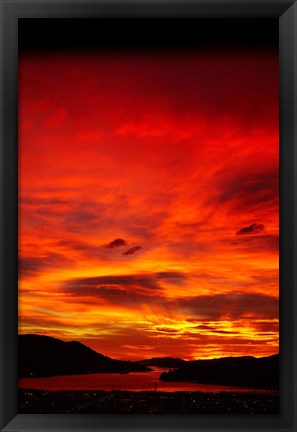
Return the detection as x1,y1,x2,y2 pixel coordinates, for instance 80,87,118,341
138,357,186,368
160,354,278,390
19,334,151,378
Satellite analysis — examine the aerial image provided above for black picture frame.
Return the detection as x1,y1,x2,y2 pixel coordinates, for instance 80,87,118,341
0,1,296,431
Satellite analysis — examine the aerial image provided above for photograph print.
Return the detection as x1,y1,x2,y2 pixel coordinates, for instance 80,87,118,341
18,19,279,414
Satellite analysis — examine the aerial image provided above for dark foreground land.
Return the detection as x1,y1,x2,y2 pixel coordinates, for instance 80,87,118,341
19,389,279,414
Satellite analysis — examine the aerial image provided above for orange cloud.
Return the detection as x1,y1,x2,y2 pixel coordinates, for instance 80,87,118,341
18,48,279,360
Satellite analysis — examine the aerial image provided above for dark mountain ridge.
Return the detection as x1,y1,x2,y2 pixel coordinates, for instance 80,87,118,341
160,354,279,390
19,334,151,378
137,357,186,368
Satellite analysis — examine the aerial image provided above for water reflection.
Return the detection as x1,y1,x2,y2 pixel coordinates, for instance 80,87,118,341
19,368,275,394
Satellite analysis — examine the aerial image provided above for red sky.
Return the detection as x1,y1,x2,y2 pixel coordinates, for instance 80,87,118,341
18,49,279,360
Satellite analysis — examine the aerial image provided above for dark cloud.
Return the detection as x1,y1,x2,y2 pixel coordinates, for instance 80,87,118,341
250,269,278,285
65,271,186,290
252,321,279,333
63,285,164,308
233,234,279,253
19,257,43,274
19,253,72,276
155,271,187,285
65,273,165,290
88,286,133,297
62,273,277,322
179,292,278,321
61,271,187,307
58,239,94,251
210,167,278,213
178,332,277,346
104,238,127,249
194,324,234,334
122,246,142,255
236,223,265,236
18,315,68,329
156,271,186,279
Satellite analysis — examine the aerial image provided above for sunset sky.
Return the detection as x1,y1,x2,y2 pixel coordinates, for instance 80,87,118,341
18,48,279,361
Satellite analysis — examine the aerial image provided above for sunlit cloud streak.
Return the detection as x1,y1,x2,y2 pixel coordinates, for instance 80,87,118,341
18,48,279,360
